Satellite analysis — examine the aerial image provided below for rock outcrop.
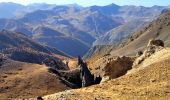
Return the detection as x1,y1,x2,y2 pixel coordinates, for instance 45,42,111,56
147,39,164,47
133,39,164,67
42,47,170,100
78,56,94,87
103,56,134,79
42,58,69,70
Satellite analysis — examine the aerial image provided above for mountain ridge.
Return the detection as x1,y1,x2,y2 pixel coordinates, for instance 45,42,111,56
0,3,168,56
0,29,71,63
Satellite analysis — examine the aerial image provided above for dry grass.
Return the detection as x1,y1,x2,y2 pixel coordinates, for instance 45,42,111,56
42,48,170,100
0,60,69,99
67,59,78,69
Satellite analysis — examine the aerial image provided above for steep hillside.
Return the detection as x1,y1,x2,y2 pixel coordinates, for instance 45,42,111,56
0,30,48,53
86,9,170,60
60,10,123,37
0,59,69,99
32,26,95,56
36,36,90,57
110,9,170,56
85,20,148,59
0,30,70,63
42,48,170,99
1,48,52,64
93,20,148,46
32,26,65,38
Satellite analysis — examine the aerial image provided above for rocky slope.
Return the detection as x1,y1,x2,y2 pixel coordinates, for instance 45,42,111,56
93,20,148,46
110,9,170,56
84,20,148,59
86,9,170,60
42,47,170,100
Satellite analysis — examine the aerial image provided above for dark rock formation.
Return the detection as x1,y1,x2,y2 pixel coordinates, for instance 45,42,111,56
147,39,164,47
42,58,69,70
78,56,94,87
46,56,101,89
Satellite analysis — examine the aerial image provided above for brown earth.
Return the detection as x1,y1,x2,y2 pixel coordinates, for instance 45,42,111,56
0,60,70,99
68,59,78,69
87,55,135,80
42,48,170,100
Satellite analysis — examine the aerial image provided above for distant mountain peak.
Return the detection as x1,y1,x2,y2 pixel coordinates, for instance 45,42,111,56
107,3,119,7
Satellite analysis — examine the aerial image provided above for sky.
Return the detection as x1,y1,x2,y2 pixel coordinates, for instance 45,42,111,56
0,0,170,7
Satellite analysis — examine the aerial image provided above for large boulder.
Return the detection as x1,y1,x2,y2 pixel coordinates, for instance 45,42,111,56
147,39,164,47
103,56,134,79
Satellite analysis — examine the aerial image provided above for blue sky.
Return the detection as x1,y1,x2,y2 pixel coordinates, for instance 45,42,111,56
0,0,170,7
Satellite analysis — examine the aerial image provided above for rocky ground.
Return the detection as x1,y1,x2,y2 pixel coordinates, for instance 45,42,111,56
41,48,170,100
1,41,170,100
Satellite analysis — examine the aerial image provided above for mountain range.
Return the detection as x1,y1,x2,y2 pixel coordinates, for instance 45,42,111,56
0,3,168,57
1,2,170,99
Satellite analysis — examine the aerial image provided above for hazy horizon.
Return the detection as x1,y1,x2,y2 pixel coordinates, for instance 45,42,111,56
0,0,170,7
